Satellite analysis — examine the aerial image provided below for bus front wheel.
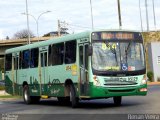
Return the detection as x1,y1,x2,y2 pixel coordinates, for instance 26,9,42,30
113,96,122,106
69,85,79,108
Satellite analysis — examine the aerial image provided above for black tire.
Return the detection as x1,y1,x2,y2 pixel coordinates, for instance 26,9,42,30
23,85,31,104
69,85,79,108
113,96,122,106
23,85,40,104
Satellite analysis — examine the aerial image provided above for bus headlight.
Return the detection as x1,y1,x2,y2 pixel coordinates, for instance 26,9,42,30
93,75,101,86
141,75,147,85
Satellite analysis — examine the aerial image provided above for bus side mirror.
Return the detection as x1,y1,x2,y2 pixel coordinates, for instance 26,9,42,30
88,45,93,56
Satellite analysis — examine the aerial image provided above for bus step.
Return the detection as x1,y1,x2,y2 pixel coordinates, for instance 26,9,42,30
41,95,48,99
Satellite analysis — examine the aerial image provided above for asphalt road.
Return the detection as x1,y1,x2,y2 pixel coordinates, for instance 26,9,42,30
0,85,160,120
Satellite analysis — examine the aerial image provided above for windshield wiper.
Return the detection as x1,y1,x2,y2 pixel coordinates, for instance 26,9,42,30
105,42,116,54
125,42,131,63
104,42,118,66
114,49,118,66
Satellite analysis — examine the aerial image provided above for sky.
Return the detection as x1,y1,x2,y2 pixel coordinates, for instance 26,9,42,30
0,0,160,39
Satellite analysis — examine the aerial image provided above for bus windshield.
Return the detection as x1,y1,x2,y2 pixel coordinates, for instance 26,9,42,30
92,41,145,72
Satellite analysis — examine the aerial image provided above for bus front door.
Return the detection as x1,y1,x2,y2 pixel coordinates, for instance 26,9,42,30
79,43,89,96
40,50,48,95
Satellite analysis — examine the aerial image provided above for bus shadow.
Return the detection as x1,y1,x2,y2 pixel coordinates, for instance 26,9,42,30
18,98,145,109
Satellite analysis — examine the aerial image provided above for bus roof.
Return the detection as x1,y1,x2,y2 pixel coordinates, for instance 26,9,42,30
5,29,141,54
91,29,140,33
5,31,91,54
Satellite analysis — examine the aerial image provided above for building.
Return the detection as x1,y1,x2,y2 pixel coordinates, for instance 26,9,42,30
43,31,69,37
148,42,160,82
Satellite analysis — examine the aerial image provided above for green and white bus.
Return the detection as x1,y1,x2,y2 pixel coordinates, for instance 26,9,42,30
5,30,147,107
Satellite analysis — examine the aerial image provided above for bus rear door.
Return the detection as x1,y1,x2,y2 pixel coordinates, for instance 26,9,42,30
39,47,48,95
13,53,19,95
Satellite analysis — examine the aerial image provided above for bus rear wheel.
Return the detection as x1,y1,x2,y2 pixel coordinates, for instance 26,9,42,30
23,85,31,104
69,85,79,108
23,85,40,104
113,96,122,106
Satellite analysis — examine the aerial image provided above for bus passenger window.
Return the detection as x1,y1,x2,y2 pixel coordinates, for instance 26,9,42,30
52,43,64,65
14,57,18,70
79,46,83,66
5,54,12,71
22,50,30,69
65,40,76,64
19,52,22,69
30,48,39,68
48,45,52,66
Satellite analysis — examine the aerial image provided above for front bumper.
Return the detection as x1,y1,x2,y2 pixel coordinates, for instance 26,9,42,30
90,83,147,98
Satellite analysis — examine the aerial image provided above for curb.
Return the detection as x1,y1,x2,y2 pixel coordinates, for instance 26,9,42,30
0,98,21,101
147,82,160,85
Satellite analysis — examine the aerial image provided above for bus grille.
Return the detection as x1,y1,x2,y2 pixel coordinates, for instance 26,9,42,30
108,89,135,92
104,82,137,86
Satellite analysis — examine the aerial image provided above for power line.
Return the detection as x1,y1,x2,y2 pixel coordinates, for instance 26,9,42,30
68,24,91,29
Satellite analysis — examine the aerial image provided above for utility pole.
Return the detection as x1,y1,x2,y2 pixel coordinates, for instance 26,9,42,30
90,0,94,30
145,0,149,31
25,0,30,44
117,0,122,29
57,20,68,36
139,0,143,32
152,0,156,31
22,11,51,42
58,20,61,36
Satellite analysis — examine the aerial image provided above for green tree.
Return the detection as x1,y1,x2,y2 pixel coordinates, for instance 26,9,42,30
147,71,153,82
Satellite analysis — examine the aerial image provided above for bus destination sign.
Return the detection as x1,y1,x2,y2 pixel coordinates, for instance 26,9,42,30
101,33,134,40
92,31,142,41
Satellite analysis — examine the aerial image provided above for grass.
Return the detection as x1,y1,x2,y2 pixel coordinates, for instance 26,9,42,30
0,95,22,99
0,86,5,90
